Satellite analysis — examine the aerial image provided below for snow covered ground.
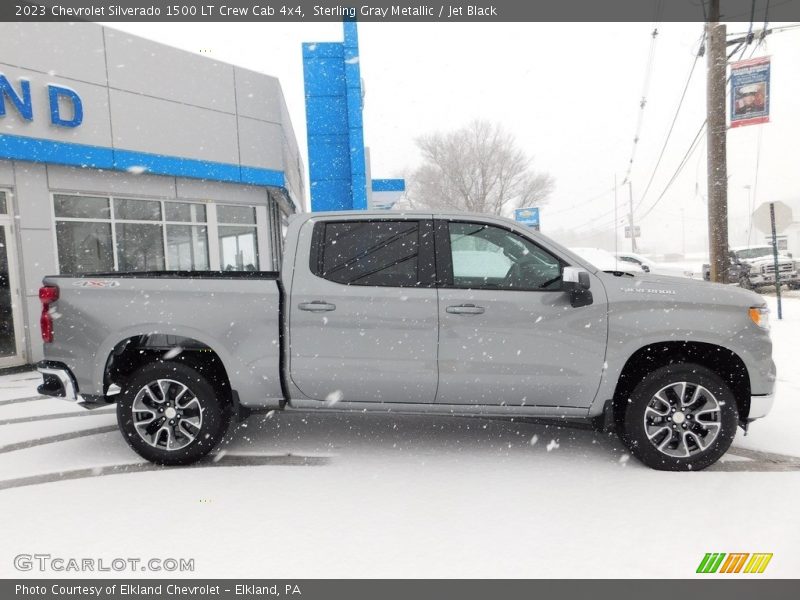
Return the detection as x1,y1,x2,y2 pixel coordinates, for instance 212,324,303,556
1,294,798,578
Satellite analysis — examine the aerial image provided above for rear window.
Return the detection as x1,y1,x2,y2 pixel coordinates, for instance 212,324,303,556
312,220,423,287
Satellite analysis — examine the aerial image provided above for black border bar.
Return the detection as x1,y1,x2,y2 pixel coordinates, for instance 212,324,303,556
4,579,800,600
5,0,800,22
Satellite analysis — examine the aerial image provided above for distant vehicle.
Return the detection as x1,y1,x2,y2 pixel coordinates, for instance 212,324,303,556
37,212,775,471
615,252,696,279
703,245,799,291
614,251,656,273
570,247,644,275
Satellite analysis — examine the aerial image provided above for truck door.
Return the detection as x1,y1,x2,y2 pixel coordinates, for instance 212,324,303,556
433,219,607,408
288,217,439,403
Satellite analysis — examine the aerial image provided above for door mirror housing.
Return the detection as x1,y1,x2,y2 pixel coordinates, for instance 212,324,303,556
562,267,593,308
562,266,591,291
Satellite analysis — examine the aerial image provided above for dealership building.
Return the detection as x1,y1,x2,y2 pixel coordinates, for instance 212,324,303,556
0,22,305,367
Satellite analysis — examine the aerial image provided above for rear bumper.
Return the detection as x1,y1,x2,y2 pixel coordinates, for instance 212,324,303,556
748,392,775,421
37,361,81,402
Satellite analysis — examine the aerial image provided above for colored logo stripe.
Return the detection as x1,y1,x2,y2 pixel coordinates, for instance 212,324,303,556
696,553,772,574
697,553,726,573
744,553,773,573
720,553,749,573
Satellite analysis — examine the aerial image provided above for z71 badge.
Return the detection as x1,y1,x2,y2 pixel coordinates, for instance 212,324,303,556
72,280,120,288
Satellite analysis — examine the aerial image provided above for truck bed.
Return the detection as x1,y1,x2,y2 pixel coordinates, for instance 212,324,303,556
40,271,284,408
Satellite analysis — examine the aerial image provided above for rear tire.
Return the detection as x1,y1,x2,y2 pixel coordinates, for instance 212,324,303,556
117,361,229,465
618,364,738,471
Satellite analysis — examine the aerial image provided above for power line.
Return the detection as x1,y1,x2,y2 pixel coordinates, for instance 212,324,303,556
633,44,703,214
542,186,617,217
637,120,707,221
620,2,664,186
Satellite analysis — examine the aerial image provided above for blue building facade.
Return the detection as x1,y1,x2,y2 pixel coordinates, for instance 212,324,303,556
303,21,404,212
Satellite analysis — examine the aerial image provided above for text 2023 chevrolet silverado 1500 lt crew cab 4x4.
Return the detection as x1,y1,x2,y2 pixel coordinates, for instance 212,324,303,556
36,212,776,471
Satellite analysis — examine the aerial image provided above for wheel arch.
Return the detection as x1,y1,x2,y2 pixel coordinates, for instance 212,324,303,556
611,341,751,424
103,334,236,413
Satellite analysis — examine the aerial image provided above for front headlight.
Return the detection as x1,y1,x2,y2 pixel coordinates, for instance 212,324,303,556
749,306,770,330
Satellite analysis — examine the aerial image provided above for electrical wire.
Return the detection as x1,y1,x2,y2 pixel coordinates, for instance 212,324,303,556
637,120,707,222
633,44,703,215
620,0,664,186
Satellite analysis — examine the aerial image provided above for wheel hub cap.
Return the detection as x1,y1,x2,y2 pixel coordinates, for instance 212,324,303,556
131,379,204,451
643,381,722,458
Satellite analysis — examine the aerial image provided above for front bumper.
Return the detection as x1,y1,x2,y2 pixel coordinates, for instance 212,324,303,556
750,272,799,285
748,392,775,421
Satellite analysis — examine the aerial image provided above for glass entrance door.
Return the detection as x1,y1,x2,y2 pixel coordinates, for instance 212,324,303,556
0,190,24,367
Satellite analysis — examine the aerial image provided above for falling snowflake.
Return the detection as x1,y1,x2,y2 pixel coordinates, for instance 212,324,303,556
325,390,344,406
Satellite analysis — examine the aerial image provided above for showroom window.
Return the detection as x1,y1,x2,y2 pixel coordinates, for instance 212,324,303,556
217,204,259,271
53,194,261,274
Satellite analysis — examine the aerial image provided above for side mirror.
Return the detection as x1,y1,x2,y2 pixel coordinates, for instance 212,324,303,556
562,266,591,291
562,266,593,308
642,264,651,273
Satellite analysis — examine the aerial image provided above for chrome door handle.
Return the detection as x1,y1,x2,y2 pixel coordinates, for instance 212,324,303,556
298,301,336,312
446,304,485,315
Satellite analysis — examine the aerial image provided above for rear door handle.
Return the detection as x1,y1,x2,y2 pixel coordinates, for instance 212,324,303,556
298,301,336,312
446,303,486,315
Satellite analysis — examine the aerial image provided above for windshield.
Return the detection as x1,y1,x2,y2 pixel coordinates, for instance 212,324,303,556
735,247,774,260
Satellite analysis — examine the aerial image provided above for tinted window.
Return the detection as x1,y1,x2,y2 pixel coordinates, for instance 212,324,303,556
316,221,422,287
448,222,562,290
54,194,110,219
165,202,206,223
218,205,256,224
55,221,114,274
114,198,161,221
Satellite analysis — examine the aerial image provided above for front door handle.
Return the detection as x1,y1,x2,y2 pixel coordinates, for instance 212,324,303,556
446,303,486,315
298,301,336,312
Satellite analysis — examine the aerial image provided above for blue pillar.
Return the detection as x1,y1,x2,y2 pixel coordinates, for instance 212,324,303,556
303,20,368,211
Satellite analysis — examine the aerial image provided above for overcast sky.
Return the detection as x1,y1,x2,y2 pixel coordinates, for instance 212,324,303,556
105,21,800,255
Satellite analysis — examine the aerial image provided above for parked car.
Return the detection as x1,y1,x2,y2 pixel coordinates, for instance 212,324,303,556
615,251,696,278
37,212,775,471
703,245,799,291
569,247,644,275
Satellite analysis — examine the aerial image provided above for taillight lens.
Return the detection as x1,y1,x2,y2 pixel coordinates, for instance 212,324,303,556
39,286,59,343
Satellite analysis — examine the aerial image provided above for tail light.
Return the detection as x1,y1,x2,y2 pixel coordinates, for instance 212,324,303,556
39,285,59,343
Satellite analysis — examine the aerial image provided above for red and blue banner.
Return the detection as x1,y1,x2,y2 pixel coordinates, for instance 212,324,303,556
730,56,771,128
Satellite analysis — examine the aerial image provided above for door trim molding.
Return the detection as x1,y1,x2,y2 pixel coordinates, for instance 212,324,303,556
286,398,589,419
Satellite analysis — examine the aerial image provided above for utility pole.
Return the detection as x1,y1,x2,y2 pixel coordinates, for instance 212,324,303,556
614,175,618,258
627,181,637,252
706,0,729,283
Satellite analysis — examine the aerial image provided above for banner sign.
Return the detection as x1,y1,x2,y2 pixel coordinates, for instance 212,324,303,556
514,207,540,230
730,56,770,128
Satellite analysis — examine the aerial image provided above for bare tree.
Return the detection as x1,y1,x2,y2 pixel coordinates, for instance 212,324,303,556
406,119,554,215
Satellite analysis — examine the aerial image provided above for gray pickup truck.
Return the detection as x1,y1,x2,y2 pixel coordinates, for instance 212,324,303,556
37,211,776,471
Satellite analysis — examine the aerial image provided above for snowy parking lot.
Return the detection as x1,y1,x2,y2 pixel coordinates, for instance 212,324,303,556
1,293,798,578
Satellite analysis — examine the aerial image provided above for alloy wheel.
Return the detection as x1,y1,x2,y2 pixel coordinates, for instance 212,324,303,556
131,379,204,451
643,381,722,458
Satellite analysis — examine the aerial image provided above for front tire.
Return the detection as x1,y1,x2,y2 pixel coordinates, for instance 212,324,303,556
618,364,738,471
117,361,229,465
